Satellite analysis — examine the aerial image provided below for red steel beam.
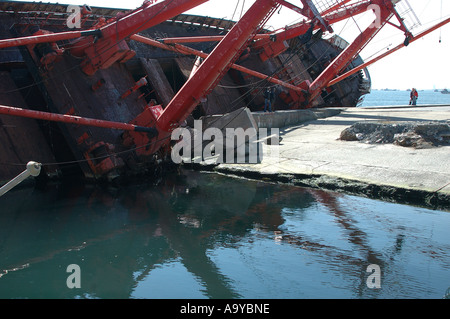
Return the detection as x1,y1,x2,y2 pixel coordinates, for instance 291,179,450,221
276,0,305,16
160,35,230,44
321,0,354,15
307,1,394,103
323,1,373,26
156,0,277,133
99,0,208,41
76,0,210,75
0,104,156,133
271,1,373,41
0,29,100,49
328,16,450,87
159,1,372,46
130,34,303,92
0,0,208,51
160,34,271,44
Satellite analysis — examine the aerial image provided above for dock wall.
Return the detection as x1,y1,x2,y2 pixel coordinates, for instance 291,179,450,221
252,108,342,129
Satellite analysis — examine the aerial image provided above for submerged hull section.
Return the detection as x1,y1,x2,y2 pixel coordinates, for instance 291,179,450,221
0,1,370,182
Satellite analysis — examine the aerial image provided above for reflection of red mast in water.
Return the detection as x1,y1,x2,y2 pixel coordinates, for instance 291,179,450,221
308,188,412,296
0,172,418,298
310,189,385,263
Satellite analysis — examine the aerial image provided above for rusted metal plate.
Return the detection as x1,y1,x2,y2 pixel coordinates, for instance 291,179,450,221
22,46,152,179
0,71,59,183
173,57,247,116
0,15,23,63
139,58,175,108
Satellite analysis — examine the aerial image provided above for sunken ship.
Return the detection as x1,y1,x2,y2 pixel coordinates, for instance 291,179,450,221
0,0,438,185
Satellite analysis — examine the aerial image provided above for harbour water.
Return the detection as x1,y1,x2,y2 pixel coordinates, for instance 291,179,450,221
0,169,449,299
1,89,450,300
361,89,450,107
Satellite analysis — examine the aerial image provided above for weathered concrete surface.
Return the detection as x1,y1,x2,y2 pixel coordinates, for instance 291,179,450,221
252,108,341,129
213,105,450,210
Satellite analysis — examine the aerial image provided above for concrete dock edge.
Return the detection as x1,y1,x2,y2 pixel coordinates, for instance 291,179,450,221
193,105,450,211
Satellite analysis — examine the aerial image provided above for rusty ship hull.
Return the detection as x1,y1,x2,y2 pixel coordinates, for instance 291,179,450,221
0,0,400,184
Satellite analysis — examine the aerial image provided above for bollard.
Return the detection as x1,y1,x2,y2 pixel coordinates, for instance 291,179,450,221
0,161,42,197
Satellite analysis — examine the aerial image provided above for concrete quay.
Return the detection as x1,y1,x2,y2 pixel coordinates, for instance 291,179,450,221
213,105,450,210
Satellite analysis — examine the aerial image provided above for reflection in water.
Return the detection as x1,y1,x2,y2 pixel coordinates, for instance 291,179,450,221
0,169,449,299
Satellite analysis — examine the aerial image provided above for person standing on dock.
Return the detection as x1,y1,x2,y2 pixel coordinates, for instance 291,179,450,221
270,87,275,112
409,88,418,106
264,87,274,112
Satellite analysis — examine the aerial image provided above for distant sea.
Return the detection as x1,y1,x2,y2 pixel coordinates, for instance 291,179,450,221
360,89,450,107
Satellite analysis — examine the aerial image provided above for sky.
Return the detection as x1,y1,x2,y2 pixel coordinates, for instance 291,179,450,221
11,0,450,90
